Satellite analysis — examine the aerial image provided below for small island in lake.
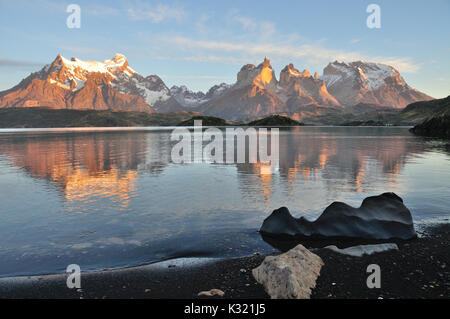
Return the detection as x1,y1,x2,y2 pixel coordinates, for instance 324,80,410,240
246,115,304,127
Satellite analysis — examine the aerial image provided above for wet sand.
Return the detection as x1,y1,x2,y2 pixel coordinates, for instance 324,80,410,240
0,224,448,299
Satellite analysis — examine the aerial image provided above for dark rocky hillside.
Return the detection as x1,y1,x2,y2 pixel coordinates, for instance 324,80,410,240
410,96,450,138
0,108,197,128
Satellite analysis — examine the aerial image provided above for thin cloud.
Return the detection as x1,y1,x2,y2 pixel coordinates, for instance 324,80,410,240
163,75,230,80
85,4,120,16
127,2,187,23
372,57,420,73
182,55,250,64
195,14,212,34
167,37,420,73
231,11,276,39
0,59,44,69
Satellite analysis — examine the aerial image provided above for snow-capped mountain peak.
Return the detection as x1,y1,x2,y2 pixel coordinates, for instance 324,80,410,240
205,83,231,99
322,60,404,91
321,60,432,107
76,53,130,72
170,85,206,108
42,53,136,92
109,53,128,64
119,73,175,110
170,83,231,108
46,54,182,111
0,54,185,113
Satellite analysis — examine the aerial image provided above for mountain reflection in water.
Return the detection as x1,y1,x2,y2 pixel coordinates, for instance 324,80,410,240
0,127,449,277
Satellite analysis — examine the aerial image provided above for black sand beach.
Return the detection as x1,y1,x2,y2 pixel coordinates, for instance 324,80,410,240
0,223,448,299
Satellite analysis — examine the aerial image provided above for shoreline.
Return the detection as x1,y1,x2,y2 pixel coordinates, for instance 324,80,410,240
0,223,448,299
0,125,415,132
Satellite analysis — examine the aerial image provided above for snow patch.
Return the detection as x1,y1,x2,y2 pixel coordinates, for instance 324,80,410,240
53,54,135,81
135,82,171,105
49,79,70,90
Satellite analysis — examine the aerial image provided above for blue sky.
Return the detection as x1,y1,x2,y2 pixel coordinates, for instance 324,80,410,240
0,0,449,97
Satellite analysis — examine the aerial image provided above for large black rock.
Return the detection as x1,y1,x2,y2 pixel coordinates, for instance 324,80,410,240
260,193,417,242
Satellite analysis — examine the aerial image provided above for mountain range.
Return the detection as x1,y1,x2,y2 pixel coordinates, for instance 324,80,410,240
0,54,434,121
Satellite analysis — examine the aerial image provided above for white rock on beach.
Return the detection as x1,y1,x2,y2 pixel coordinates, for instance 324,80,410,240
252,244,324,299
197,289,225,297
324,243,399,257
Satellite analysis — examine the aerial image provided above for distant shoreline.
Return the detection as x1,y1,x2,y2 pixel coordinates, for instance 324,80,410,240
0,125,415,133
0,108,419,128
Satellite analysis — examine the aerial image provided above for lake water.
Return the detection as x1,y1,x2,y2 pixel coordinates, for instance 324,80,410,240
0,126,449,277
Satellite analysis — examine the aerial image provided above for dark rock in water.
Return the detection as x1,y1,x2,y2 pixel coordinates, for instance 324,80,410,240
260,193,417,243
